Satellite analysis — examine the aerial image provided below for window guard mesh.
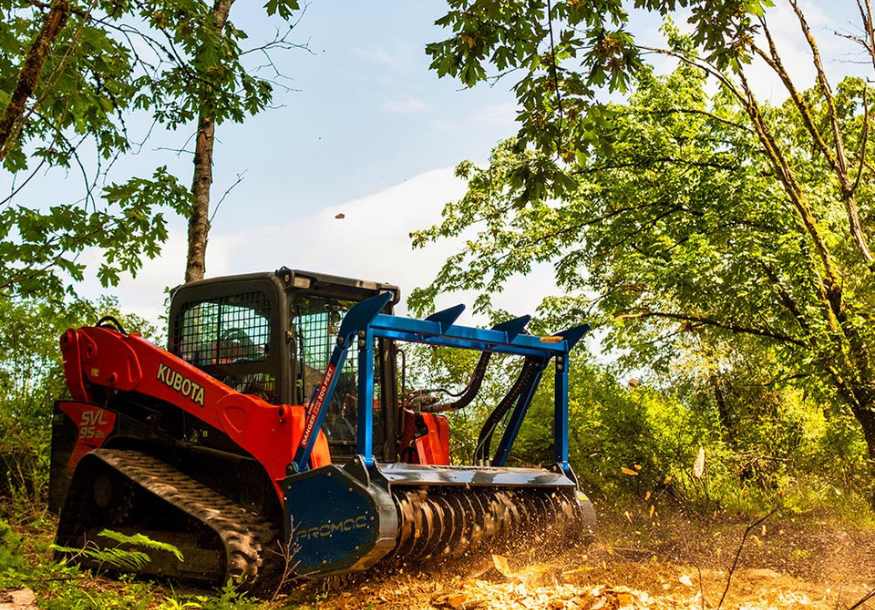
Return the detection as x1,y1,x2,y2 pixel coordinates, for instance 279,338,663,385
292,298,383,459
174,292,271,366
172,291,277,402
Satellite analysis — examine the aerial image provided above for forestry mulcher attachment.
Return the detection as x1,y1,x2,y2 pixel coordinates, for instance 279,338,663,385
49,268,595,586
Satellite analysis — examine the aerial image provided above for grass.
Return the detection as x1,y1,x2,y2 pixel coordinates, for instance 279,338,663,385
0,512,281,609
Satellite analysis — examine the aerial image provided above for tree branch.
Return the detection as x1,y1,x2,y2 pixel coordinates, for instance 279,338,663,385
754,19,837,179
208,170,246,224
859,0,875,74
615,310,806,346
546,0,565,155
737,71,844,325
788,0,873,263
578,156,742,174
0,0,70,161
635,108,754,133
847,588,875,609
717,508,780,609
852,86,870,197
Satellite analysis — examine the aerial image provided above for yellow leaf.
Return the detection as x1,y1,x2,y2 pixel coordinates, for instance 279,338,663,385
621,467,638,476
644,490,652,501
492,554,513,579
649,504,655,519
693,446,706,479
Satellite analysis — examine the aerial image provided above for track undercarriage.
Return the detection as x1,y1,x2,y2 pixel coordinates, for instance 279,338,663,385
56,449,278,584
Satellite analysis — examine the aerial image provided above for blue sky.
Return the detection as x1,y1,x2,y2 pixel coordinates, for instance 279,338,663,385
2,1,868,324
204,2,523,223
8,3,522,221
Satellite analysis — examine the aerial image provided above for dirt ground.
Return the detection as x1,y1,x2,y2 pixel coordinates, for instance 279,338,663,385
288,502,875,610
4,501,872,609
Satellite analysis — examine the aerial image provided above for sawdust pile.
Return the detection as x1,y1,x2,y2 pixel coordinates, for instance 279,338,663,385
321,553,850,609
306,508,874,610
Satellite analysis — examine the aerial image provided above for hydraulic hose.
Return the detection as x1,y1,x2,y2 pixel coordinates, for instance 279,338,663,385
473,357,540,464
96,315,127,335
420,351,492,413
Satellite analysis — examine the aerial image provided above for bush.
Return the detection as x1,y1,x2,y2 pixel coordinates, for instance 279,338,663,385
0,518,24,573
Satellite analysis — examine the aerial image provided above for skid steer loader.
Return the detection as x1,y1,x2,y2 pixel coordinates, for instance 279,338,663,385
49,268,595,586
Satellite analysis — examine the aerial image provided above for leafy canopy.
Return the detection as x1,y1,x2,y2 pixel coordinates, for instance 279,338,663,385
423,2,875,479
427,0,772,160
0,0,300,301
412,58,875,444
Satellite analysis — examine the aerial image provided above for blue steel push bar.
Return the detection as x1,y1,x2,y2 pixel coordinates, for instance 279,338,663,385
291,292,588,473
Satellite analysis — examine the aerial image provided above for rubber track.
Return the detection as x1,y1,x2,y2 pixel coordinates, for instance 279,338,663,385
90,448,278,585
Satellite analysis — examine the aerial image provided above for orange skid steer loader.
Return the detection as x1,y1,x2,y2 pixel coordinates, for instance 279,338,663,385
49,268,595,586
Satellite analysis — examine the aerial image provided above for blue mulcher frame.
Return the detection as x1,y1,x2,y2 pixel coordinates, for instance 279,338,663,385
282,292,590,575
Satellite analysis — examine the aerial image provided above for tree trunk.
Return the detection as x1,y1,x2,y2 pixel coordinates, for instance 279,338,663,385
185,112,216,283
0,0,70,161
854,402,875,507
854,400,875,463
183,0,235,284
710,375,736,443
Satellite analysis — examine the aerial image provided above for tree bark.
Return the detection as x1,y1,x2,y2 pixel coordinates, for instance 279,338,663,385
184,0,235,284
185,112,216,283
787,1,874,263
858,406,875,462
710,375,738,444
0,0,70,161
850,400,875,506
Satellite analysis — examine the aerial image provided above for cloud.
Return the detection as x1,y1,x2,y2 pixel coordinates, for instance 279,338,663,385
351,44,416,73
91,168,559,326
382,95,429,113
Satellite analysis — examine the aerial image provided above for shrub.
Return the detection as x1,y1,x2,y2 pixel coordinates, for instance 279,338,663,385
425,347,872,517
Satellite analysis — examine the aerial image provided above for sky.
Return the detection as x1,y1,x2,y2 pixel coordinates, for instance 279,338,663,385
3,1,870,328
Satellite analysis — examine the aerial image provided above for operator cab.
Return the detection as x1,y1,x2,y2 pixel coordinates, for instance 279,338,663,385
167,267,399,463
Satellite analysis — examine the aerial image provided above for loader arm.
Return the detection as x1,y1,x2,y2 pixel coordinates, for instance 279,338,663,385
59,325,329,497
